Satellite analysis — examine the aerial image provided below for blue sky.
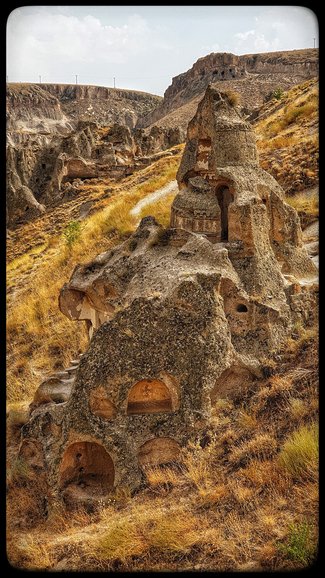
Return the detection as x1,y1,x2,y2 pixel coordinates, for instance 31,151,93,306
7,6,318,95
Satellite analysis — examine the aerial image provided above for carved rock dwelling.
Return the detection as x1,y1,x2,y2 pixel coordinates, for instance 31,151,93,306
18,87,317,510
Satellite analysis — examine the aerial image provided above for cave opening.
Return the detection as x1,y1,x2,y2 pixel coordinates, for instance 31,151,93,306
216,185,234,241
59,441,114,497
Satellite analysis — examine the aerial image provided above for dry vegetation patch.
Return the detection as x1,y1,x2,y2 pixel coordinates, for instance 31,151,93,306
255,78,318,195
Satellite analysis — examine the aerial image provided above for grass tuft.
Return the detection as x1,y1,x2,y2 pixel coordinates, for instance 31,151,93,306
278,422,318,480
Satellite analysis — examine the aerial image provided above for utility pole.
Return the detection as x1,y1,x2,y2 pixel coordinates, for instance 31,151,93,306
39,75,41,83
313,38,316,48
113,76,116,89
75,74,78,85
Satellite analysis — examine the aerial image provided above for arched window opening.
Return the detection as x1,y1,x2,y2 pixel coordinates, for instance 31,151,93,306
127,379,173,415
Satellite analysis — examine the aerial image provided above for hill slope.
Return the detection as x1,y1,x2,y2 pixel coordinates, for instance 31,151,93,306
254,78,318,195
6,84,180,227
137,49,318,131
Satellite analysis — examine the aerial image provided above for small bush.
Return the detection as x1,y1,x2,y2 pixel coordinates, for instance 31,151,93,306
264,87,284,102
289,398,308,421
63,220,82,248
273,87,284,100
148,511,198,552
278,521,317,567
278,422,318,480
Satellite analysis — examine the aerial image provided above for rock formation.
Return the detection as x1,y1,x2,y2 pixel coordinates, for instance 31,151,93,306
138,49,319,131
17,87,317,512
6,84,184,227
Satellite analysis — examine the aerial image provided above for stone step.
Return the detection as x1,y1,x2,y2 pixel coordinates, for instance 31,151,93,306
31,380,74,410
65,366,78,374
53,371,70,379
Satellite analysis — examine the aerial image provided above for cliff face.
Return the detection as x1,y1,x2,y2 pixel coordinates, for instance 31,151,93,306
7,83,162,131
138,49,319,130
42,84,162,129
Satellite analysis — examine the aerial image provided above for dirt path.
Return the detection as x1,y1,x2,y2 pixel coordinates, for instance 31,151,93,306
130,180,177,217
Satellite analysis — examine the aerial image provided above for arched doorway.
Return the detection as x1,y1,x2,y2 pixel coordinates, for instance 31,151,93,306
59,441,115,497
127,379,173,415
216,185,233,241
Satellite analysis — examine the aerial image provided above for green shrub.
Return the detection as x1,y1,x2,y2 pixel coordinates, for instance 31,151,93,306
278,422,318,479
278,521,317,566
273,87,284,100
63,220,82,248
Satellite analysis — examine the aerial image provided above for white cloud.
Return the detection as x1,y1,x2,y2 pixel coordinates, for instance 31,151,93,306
6,6,318,94
232,6,317,54
235,30,255,42
234,28,280,53
7,8,152,80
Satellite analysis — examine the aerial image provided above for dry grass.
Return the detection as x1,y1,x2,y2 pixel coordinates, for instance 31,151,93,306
229,434,278,466
285,191,318,218
90,518,148,562
6,152,180,403
255,78,319,194
139,191,177,227
278,423,318,481
224,90,241,107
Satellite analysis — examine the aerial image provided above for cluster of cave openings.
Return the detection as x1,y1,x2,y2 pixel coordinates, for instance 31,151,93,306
127,379,175,415
59,441,115,496
138,437,181,468
216,184,234,241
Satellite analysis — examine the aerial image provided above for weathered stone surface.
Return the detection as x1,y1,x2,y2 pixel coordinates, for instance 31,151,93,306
171,86,317,281
6,86,183,227
19,87,317,508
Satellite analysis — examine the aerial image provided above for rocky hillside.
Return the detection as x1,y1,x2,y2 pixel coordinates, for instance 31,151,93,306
7,88,318,573
254,78,318,195
7,83,162,132
6,49,318,228
138,49,318,130
6,84,183,228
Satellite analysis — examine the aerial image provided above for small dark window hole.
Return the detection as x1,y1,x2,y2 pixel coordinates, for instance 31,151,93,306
237,304,248,312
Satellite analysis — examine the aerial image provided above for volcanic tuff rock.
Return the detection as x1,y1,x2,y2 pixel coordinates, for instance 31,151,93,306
138,49,319,130
6,84,183,226
17,87,317,511
7,83,162,132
